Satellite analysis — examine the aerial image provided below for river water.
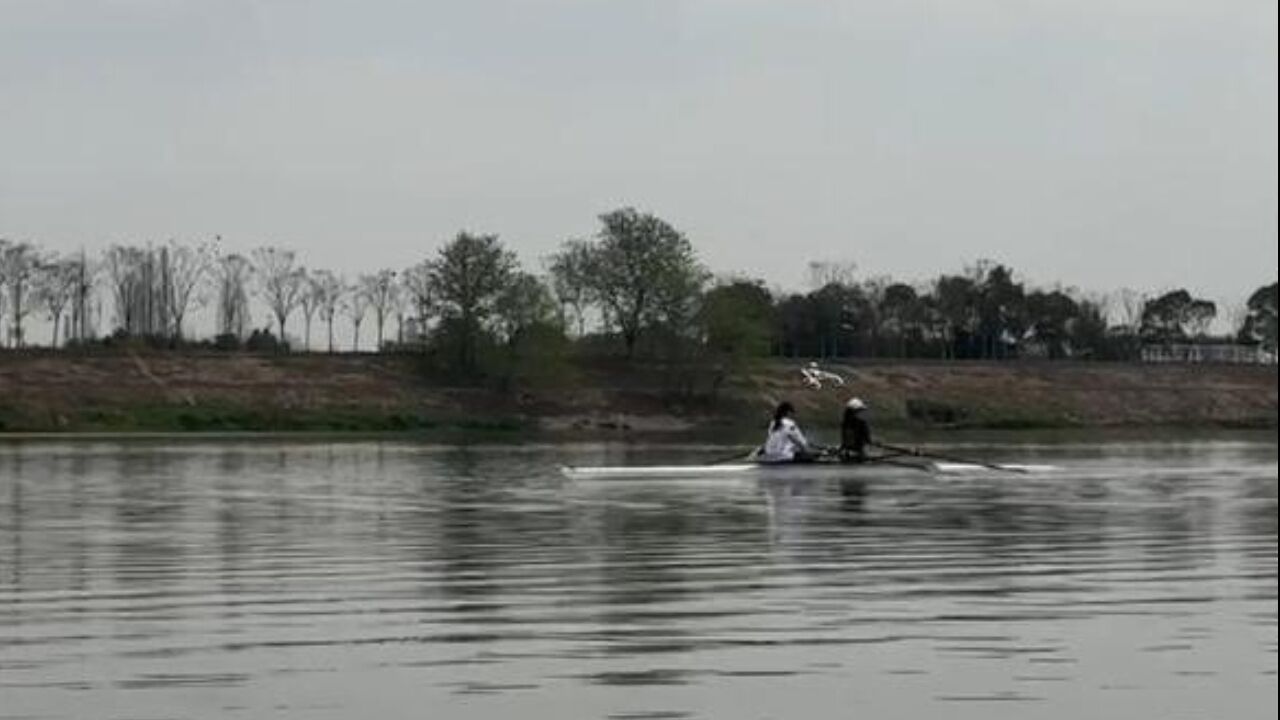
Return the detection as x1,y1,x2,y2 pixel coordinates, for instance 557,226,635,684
0,437,1275,719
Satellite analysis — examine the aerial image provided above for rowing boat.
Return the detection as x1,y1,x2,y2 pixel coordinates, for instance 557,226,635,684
559,457,1056,480
562,457,926,480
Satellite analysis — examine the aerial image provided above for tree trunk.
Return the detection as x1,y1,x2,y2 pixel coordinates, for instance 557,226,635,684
461,312,475,369
12,297,23,348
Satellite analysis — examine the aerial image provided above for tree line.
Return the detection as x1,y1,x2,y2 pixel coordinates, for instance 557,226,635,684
2,211,1276,376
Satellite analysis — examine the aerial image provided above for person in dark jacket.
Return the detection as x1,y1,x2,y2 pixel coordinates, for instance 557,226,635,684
840,397,873,462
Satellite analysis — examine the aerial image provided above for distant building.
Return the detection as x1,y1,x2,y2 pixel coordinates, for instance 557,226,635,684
1141,343,1276,365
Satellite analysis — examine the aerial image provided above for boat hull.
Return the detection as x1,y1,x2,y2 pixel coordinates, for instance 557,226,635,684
560,458,934,481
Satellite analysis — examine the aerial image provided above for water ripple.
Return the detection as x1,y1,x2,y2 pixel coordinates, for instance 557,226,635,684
0,438,1275,720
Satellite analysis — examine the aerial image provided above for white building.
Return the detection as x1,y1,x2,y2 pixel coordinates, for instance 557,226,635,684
1141,343,1276,365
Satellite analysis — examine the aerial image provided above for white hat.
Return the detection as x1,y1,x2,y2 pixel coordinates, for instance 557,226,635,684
846,397,867,411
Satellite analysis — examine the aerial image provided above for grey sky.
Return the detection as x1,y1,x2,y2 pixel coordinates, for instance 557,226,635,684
2,0,1276,305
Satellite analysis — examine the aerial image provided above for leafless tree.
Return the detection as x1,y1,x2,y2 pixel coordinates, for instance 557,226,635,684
1111,288,1147,332
311,270,345,353
103,245,152,336
1,240,43,347
161,239,214,341
214,252,254,339
391,286,409,346
0,251,6,343
67,249,97,344
36,256,80,347
252,247,305,347
359,269,398,350
346,281,370,352
0,240,9,345
859,275,892,356
807,260,859,290
297,269,320,351
1223,300,1249,338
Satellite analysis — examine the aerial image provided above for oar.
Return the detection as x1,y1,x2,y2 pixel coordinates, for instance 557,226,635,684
866,453,935,473
873,441,1029,474
864,449,911,464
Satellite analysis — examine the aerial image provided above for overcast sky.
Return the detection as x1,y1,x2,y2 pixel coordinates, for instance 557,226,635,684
2,0,1276,304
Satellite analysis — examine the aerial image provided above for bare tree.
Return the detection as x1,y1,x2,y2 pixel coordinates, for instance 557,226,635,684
391,285,409,346
67,249,97,344
297,269,319,351
36,256,80,347
0,240,42,347
252,247,305,347
1224,300,1249,339
0,245,7,345
312,270,345,353
161,239,213,341
859,275,892,356
0,239,9,345
214,252,254,339
359,269,398,351
103,245,152,336
1111,288,1147,332
346,281,370,352
807,260,859,290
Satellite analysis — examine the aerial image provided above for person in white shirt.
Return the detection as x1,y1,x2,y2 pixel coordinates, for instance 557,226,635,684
760,401,818,463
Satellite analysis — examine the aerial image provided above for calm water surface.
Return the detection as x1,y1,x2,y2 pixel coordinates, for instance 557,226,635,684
1,438,1275,719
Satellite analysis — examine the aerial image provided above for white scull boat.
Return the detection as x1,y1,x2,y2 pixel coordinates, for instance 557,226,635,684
560,458,1056,481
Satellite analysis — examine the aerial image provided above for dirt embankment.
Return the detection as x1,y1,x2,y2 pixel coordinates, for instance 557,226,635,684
0,351,1275,433
751,360,1278,430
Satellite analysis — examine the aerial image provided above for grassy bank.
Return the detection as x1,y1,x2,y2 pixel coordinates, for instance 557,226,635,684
0,350,1275,434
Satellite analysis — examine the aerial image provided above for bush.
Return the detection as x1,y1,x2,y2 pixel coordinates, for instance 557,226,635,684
213,333,242,351
244,328,287,353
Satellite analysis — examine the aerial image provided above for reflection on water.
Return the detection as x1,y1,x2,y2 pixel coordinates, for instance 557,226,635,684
0,439,1275,720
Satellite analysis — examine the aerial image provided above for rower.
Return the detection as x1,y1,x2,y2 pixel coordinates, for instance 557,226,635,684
839,397,873,462
761,401,819,463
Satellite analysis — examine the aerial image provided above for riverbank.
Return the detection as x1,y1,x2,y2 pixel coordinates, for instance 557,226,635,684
0,351,1275,434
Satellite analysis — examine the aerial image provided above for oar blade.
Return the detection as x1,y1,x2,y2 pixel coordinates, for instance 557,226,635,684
875,442,1049,475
